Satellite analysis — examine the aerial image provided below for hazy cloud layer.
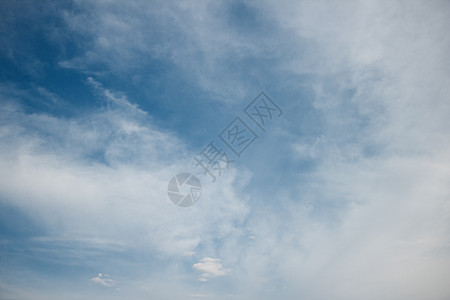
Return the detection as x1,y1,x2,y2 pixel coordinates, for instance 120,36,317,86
0,0,449,299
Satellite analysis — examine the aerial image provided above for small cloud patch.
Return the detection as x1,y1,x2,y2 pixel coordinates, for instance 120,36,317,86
90,273,116,287
192,257,230,282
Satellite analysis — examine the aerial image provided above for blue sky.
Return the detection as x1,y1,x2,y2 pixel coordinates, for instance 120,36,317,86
1,0,450,299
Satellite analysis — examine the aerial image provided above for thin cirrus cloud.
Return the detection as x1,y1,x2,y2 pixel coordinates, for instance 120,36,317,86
58,1,266,102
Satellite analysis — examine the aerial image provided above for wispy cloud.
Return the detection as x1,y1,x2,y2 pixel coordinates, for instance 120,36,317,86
0,80,249,258
57,1,286,103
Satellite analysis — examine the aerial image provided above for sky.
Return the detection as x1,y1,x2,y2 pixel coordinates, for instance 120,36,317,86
0,0,450,299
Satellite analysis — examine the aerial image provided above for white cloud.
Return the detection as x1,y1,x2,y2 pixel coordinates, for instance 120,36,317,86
90,273,116,287
219,1,450,299
193,257,230,282
0,80,250,261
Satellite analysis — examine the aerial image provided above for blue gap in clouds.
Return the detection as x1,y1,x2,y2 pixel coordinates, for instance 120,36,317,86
0,0,103,117
111,0,286,150
225,0,271,36
103,61,235,151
